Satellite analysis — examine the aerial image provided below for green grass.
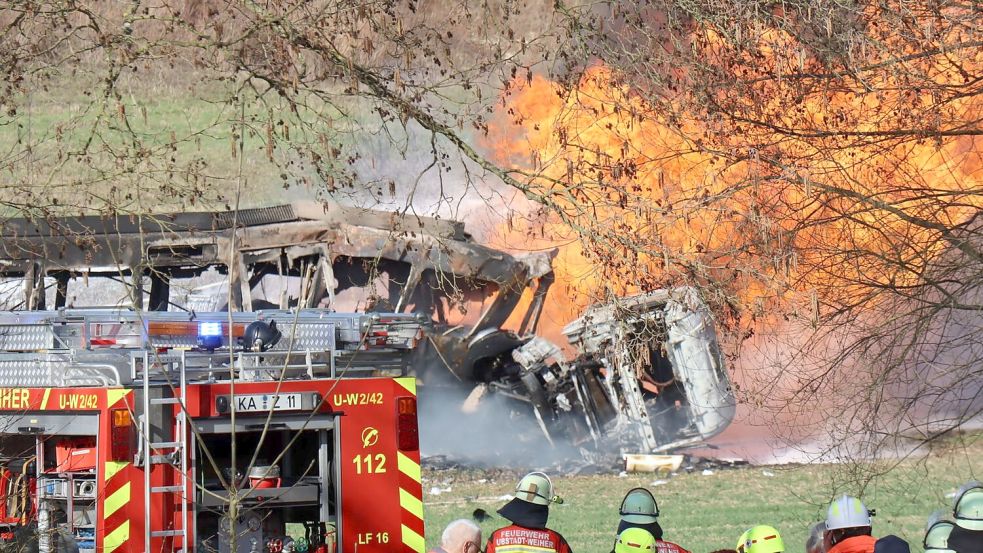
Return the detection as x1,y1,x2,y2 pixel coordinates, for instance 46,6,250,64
0,64,367,213
2,67,264,211
1,52,495,217
422,434,983,552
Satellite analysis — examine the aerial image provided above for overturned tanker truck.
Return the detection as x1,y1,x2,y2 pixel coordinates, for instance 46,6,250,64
0,202,734,454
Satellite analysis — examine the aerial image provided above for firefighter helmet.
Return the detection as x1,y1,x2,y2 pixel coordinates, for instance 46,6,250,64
243,319,281,352
741,525,785,553
615,528,657,553
514,472,561,505
953,481,983,531
620,488,660,524
736,529,751,553
826,495,872,530
924,511,955,553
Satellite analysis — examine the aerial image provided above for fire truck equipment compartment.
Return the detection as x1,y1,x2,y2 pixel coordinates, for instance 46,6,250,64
53,438,96,472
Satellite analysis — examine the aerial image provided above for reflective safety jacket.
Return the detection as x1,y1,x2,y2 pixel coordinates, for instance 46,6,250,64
947,526,983,553
828,535,878,553
613,539,691,553
654,540,691,553
486,525,573,553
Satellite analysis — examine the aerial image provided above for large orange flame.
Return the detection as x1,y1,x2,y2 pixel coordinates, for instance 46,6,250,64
485,27,982,345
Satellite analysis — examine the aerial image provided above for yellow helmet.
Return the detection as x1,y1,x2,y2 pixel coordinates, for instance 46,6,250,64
615,528,657,553
736,529,751,553
741,525,785,553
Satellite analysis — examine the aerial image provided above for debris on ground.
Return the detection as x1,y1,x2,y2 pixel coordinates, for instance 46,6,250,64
680,455,750,473
422,450,751,481
624,454,684,474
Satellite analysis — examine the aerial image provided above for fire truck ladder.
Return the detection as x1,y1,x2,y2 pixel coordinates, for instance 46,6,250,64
135,350,190,553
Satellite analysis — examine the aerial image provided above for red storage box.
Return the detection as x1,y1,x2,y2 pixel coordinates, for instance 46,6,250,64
54,439,97,472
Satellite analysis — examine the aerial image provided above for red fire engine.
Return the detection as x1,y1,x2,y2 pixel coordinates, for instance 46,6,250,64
0,309,426,553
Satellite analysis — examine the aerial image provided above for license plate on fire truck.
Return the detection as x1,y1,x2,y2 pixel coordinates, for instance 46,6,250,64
233,393,303,412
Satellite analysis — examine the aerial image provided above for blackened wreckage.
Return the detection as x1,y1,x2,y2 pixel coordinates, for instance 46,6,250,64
0,202,735,454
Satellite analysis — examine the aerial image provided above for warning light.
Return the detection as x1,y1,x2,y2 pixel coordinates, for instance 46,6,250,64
110,409,134,461
112,409,132,428
396,396,418,451
197,321,223,350
198,322,222,336
396,396,417,416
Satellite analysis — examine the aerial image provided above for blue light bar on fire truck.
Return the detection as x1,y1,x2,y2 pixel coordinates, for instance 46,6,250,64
198,322,223,337
197,321,224,349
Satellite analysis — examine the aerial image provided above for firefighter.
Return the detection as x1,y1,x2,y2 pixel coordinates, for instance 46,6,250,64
486,472,572,553
872,536,909,553
806,522,827,553
429,519,482,553
923,512,956,553
824,495,877,553
615,527,658,553
613,488,690,553
948,481,983,553
736,529,751,553
737,525,785,553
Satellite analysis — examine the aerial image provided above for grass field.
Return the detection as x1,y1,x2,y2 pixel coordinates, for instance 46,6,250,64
1,66,352,213
422,433,983,552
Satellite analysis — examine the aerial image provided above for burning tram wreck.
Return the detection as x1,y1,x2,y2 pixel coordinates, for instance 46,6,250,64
0,202,734,454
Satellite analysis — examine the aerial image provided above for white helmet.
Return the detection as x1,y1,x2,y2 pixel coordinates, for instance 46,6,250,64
952,481,983,531
826,495,873,531
924,511,955,553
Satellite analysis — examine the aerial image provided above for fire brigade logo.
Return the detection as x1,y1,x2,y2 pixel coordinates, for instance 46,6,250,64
361,426,379,448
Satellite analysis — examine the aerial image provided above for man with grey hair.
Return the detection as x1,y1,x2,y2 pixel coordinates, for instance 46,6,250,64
430,519,482,553
807,521,827,553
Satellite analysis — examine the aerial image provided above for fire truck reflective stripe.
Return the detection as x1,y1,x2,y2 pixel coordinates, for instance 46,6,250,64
103,482,130,518
399,488,424,520
102,461,132,552
395,377,417,396
40,388,51,409
103,520,130,553
397,451,421,483
401,524,425,553
397,451,425,551
496,545,556,553
104,461,129,482
106,388,128,408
